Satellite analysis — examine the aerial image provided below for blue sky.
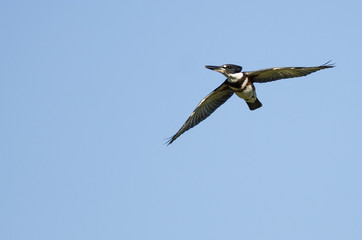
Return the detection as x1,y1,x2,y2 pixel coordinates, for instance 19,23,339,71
1,0,362,239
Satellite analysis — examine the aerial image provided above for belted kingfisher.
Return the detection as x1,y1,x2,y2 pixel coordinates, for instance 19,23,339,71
167,61,334,145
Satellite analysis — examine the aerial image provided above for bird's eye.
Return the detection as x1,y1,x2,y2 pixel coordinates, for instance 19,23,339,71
227,66,231,69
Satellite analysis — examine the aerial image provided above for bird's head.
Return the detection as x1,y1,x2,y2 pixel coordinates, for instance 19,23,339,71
205,64,242,76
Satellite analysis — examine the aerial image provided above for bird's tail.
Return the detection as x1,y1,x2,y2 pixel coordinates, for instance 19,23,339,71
246,98,262,110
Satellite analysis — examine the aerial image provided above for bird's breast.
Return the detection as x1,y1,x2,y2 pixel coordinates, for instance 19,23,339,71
226,77,255,100
227,76,256,100
235,84,255,100
227,76,251,91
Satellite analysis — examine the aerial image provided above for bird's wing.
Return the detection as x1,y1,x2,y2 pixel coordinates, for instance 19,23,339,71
245,61,335,83
167,80,234,145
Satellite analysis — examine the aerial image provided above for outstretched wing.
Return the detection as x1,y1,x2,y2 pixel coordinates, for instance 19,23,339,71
167,80,233,145
246,61,335,83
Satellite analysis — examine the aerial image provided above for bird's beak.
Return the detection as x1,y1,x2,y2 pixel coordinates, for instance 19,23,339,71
205,65,223,73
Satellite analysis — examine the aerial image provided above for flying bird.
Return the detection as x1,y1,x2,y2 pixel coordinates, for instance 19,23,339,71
167,61,334,145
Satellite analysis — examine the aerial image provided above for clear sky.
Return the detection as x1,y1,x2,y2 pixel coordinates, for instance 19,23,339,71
1,0,361,239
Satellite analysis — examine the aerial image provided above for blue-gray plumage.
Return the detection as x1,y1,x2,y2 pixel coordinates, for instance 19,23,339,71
167,61,334,145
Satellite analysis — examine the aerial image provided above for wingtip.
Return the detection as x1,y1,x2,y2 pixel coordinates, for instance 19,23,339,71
164,137,174,146
322,60,336,68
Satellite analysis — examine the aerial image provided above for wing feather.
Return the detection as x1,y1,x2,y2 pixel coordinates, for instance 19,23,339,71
246,61,335,83
167,81,233,145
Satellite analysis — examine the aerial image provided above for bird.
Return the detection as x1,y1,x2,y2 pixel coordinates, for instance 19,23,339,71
166,61,334,145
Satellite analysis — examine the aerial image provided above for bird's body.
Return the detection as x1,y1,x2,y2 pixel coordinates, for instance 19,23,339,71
223,72,261,110
167,62,334,145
